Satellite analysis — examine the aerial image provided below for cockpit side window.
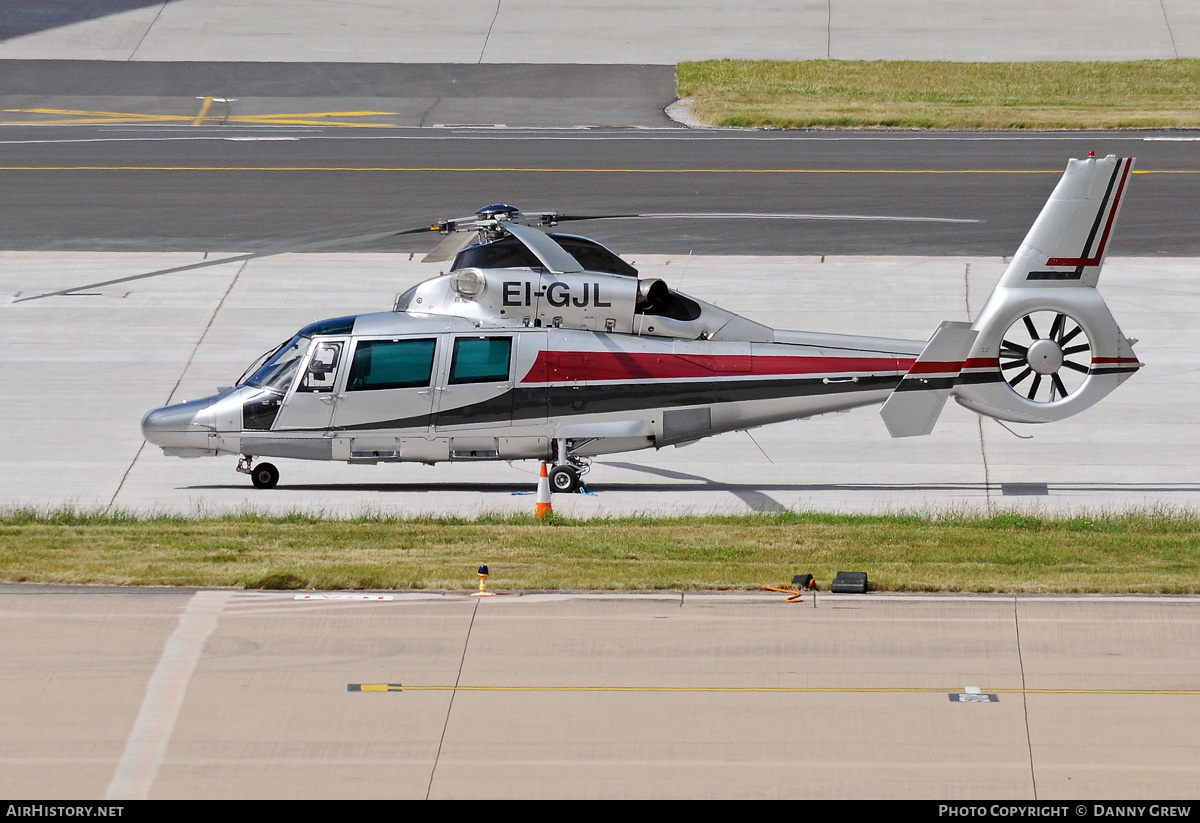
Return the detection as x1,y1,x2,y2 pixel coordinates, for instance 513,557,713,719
347,339,437,391
298,341,343,393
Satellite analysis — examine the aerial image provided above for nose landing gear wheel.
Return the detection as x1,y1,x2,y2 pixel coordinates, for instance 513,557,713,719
548,464,581,494
250,462,280,489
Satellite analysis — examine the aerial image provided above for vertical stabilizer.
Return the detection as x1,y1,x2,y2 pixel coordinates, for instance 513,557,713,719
997,154,1133,290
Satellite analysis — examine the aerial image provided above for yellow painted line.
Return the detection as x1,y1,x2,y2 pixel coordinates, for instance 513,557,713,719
0,165,1191,174
2,107,402,128
193,97,213,127
361,685,1200,695
6,107,199,120
234,110,399,118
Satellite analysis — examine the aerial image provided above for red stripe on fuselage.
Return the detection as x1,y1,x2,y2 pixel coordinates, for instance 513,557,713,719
1091,356,1140,365
907,360,964,375
964,357,1000,370
519,350,913,384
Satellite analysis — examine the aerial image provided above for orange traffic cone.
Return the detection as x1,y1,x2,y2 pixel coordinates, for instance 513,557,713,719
535,461,553,519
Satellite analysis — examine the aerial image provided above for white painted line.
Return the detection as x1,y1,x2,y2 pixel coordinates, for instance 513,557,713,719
293,594,394,600
106,590,231,800
223,137,300,142
0,131,1184,146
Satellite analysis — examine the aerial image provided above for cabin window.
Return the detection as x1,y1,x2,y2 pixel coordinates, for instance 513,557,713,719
347,338,437,391
449,337,512,384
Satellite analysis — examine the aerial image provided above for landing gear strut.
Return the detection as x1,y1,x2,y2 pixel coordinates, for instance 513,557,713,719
238,456,279,489
549,438,590,494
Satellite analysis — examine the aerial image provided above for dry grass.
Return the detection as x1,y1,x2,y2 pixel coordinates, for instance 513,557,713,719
2,509,1198,593
677,60,1200,129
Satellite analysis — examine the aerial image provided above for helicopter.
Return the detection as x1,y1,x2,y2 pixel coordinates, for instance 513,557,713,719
21,154,1142,493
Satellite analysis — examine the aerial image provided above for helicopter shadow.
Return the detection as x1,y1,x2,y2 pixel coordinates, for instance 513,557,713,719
180,459,1200,513
0,1,172,42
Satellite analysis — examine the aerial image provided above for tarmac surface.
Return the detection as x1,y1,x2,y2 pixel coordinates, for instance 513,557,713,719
2,251,1193,517
2,585,1198,800
1,1,1198,63
3,125,1200,256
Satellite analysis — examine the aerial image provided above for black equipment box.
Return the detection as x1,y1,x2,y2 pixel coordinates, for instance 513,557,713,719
830,571,868,594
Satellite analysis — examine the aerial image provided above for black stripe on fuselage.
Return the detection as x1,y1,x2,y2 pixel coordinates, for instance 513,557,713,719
293,374,910,433
1088,366,1140,377
1026,269,1083,281
893,376,958,392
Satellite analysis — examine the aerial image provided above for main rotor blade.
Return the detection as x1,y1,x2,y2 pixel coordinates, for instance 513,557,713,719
634,212,981,224
14,225,439,303
423,230,477,263
539,213,640,223
505,223,583,273
553,212,979,224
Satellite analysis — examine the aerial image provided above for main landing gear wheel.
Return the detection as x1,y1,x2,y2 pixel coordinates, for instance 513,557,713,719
548,464,581,494
250,462,280,489
1000,310,1092,403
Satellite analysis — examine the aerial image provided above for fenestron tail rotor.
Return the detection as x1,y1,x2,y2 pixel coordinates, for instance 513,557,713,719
999,310,1092,403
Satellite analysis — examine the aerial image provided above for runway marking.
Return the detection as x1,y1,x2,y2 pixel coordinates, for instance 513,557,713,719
352,685,1200,695
0,164,1188,174
1,108,401,128
106,590,231,801
192,97,213,128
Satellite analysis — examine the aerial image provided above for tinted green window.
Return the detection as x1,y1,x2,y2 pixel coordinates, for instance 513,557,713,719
348,339,436,391
450,337,512,384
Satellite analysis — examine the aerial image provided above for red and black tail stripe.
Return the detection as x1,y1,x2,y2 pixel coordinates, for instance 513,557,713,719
1027,158,1132,282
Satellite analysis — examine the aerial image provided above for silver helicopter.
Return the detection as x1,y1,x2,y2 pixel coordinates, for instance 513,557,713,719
24,154,1142,493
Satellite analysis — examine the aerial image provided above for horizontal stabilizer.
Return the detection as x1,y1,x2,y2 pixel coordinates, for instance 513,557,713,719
880,321,978,437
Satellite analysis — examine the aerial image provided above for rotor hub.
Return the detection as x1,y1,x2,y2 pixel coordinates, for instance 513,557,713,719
476,204,521,220
1026,338,1064,375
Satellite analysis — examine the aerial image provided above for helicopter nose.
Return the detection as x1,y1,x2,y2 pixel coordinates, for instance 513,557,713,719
141,400,214,449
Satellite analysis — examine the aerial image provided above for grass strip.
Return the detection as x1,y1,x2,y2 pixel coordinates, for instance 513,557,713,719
2,509,1198,593
677,59,1200,130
